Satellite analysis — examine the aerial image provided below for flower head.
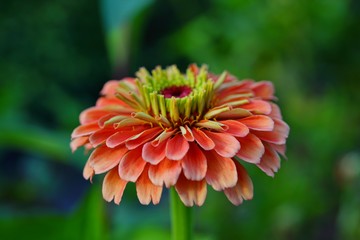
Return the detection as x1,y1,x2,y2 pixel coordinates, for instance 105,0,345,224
71,64,289,206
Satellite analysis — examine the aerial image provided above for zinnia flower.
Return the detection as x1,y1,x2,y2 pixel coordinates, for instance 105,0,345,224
71,64,289,206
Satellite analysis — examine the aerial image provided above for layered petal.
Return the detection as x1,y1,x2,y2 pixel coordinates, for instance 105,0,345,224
142,139,167,165
88,145,128,174
102,167,127,204
239,115,274,131
192,128,215,150
71,122,99,138
240,100,272,115
251,81,274,100
125,127,163,150
106,127,148,148
148,158,182,187
136,165,163,205
80,107,111,125
175,174,207,207
70,136,88,152
220,120,249,137
181,142,207,181
236,133,264,164
224,161,253,205
205,150,237,191
202,130,240,158
253,119,289,145
118,147,147,182
165,134,190,160
257,144,281,177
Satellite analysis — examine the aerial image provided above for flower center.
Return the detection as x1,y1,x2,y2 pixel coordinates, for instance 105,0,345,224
161,85,192,98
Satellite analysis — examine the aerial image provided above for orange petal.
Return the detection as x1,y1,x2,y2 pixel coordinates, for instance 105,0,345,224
142,139,167,165
216,108,252,120
181,142,207,181
89,128,115,147
125,127,163,150
118,147,147,182
253,119,289,144
220,120,249,137
204,150,237,191
224,161,253,205
202,130,240,158
106,127,148,148
240,100,272,115
102,167,127,204
88,145,128,174
148,157,182,188
175,174,207,207
151,128,177,147
80,107,110,125
70,136,88,152
270,143,287,158
239,115,274,131
71,122,99,138
236,133,264,164
165,134,189,160
100,80,120,96
83,159,95,181
257,144,281,177
136,165,163,205
269,103,282,119
180,125,195,142
192,128,215,150
251,81,274,100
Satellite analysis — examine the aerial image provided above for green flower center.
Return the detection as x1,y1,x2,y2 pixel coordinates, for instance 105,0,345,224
115,65,227,127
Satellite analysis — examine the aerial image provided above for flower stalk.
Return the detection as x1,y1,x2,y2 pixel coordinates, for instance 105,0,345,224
170,188,193,240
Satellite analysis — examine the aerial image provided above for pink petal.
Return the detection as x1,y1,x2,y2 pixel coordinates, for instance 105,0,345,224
148,158,182,188
269,103,282,119
202,130,240,158
89,128,115,147
106,127,148,148
98,113,119,127
70,136,88,152
220,120,249,137
125,127,163,150
100,80,120,96
102,167,127,204
71,122,99,138
204,150,237,191
118,147,147,182
251,81,274,100
175,174,207,207
257,143,281,177
236,133,264,164
239,115,274,131
165,134,190,160
224,161,253,205
270,143,287,158
142,139,167,165
192,128,215,150
83,159,95,181
88,145,128,174
181,142,207,181
180,125,195,142
253,119,289,145
136,165,163,205
80,107,110,125
240,100,272,115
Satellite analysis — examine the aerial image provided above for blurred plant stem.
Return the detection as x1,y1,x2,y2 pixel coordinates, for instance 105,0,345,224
170,188,193,240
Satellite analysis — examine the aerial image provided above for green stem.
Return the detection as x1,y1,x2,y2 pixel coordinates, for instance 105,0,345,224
170,188,193,240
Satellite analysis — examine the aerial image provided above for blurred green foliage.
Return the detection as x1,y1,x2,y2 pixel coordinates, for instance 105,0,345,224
1,0,360,239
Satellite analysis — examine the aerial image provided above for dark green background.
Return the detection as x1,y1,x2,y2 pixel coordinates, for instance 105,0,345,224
1,0,359,239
